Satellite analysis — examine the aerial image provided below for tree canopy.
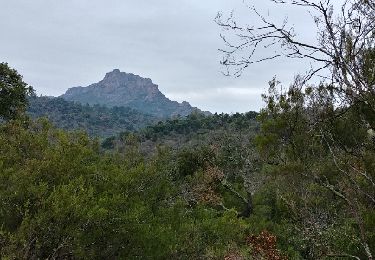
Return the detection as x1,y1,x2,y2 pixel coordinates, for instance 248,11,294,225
0,63,34,120
217,0,375,258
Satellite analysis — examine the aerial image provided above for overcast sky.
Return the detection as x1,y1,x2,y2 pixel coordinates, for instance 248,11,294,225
0,0,334,113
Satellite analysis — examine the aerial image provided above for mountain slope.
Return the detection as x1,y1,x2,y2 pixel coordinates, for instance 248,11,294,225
27,96,157,137
60,69,205,117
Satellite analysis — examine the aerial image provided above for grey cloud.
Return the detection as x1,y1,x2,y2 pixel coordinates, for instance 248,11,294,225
0,0,337,113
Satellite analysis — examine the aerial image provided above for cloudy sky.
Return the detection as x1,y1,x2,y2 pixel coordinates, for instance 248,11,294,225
1,0,330,113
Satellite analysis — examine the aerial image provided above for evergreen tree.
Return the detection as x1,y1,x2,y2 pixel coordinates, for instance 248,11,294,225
0,63,34,120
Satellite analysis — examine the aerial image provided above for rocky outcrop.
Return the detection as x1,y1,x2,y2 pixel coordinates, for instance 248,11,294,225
60,69,205,117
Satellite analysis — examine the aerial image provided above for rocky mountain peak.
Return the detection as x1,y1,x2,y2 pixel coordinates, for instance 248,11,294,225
60,69,208,117
100,69,154,89
103,69,121,80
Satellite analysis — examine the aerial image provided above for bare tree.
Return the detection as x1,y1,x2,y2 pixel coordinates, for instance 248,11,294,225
216,0,375,121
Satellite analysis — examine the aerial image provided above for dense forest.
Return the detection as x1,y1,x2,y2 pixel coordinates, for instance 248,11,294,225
101,111,258,153
28,96,157,137
1,0,375,259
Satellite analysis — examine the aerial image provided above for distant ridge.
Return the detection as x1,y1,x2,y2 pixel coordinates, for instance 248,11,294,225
60,69,208,117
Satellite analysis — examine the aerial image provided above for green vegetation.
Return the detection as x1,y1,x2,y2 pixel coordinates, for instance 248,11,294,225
254,79,375,259
1,1,375,258
28,96,157,137
4,93,374,258
0,62,34,120
101,111,258,152
0,118,253,259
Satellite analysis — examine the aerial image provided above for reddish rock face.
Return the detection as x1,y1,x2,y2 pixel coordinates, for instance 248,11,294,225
61,69,207,117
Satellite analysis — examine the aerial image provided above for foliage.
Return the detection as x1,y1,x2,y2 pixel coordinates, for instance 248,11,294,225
216,0,375,258
3,0,375,254
0,118,257,259
28,96,157,138
102,111,258,153
246,231,287,260
0,63,34,120
255,77,375,259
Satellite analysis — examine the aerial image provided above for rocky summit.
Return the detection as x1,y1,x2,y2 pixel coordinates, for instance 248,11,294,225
60,69,204,117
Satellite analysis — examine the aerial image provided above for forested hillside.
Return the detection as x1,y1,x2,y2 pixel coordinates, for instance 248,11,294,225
102,111,259,155
1,0,375,259
28,96,157,137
